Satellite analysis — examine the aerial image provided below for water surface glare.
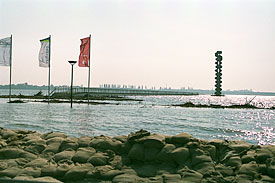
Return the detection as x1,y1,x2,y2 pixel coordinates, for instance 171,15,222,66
0,95,274,145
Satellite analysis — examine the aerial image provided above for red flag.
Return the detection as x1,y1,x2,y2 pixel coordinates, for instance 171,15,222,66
78,37,90,67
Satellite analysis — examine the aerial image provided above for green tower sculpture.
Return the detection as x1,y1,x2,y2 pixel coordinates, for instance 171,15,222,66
214,51,223,96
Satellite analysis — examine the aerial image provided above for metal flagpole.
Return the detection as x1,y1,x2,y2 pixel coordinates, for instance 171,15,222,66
48,35,51,104
87,34,91,105
9,35,12,102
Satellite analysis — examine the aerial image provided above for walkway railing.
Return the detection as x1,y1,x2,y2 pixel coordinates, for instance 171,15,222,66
53,87,198,96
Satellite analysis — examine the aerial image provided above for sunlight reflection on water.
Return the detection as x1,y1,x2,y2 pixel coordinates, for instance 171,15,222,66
0,95,274,145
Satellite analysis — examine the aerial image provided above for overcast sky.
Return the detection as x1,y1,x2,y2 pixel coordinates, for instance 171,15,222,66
0,0,275,92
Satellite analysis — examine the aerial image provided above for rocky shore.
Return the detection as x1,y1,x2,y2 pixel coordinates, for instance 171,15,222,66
0,127,274,183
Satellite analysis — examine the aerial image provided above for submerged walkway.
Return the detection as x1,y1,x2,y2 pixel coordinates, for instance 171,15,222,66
53,87,198,96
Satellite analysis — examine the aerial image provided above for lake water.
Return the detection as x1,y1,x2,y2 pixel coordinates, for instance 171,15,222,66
0,89,274,145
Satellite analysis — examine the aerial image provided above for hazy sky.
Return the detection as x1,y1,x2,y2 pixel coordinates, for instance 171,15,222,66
0,0,275,92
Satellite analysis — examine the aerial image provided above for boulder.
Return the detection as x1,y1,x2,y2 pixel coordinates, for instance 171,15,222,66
55,162,74,178
77,136,92,147
266,157,275,178
193,162,215,175
229,142,251,153
171,147,189,165
136,164,157,177
24,143,46,155
89,136,122,153
137,134,166,149
0,167,20,178
171,132,192,144
162,174,182,183
46,137,65,145
191,149,212,167
54,150,75,162
127,129,150,143
128,143,144,161
33,176,62,183
42,143,61,154
43,132,67,140
256,148,273,163
1,129,18,139
241,154,256,164
17,167,41,178
0,147,37,161
200,144,216,160
41,163,57,177
181,169,203,182
215,164,234,176
59,138,79,151
157,144,175,162
63,163,93,181
113,174,137,183
109,155,123,170
144,147,160,162
225,156,242,168
259,175,274,183
235,174,253,183
88,152,109,166
24,158,49,168
72,147,96,163
238,161,259,177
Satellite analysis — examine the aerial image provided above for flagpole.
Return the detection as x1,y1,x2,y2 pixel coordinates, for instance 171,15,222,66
48,35,51,104
9,35,12,102
87,34,91,105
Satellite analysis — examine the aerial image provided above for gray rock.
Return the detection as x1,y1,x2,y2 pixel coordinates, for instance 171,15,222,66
113,174,137,183
157,144,175,162
78,136,92,147
63,164,93,181
215,164,234,176
225,156,242,168
33,176,63,183
238,161,259,177
128,143,144,161
17,167,41,178
41,164,57,177
162,174,182,183
72,147,96,163
171,147,189,165
171,133,192,144
181,169,203,182
24,158,49,168
144,147,160,162
89,136,122,153
0,167,20,178
43,132,67,140
138,134,166,149
59,138,79,151
42,143,61,154
266,157,275,178
54,150,75,162
88,152,109,166
136,164,157,177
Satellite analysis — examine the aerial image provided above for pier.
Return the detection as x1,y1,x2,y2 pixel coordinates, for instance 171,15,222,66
53,86,199,96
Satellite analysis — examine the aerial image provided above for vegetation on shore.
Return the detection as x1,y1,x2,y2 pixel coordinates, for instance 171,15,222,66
171,102,275,110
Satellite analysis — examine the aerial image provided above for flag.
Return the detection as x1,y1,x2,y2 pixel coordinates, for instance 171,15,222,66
39,37,50,67
0,37,11,66
78,37,90,67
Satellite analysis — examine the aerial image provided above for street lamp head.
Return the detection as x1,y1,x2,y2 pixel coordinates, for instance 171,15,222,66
68,61,77,65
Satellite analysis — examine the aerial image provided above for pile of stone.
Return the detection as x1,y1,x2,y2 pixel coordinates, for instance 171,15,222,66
0,127,274,183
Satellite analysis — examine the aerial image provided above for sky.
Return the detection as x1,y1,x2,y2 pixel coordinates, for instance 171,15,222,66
0,0,275,92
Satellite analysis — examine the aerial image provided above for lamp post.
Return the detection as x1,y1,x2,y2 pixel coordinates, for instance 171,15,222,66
68,61,77,108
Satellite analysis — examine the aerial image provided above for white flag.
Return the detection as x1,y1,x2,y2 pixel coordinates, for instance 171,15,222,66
0,37,11,66
39,37,50,67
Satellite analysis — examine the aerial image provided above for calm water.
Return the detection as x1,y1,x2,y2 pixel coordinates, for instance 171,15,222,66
0,90,274,145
